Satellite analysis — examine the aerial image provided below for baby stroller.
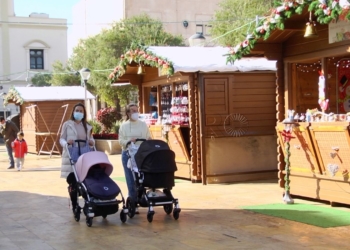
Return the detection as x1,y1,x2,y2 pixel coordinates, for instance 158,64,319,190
126,139,181,222
67,140,128,227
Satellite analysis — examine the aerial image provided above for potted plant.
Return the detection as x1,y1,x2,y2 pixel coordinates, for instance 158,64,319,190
91,108,123,155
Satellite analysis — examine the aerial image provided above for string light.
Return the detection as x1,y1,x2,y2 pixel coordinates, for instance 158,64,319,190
0,68,114,84
336,59,350,69
0,18,254,27
295,61,322,72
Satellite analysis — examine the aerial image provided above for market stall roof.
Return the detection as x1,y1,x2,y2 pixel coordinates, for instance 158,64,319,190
147,46,277,73
4,86,95,105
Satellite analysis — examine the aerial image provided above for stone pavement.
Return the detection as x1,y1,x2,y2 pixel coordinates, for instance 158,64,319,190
0,143,350,250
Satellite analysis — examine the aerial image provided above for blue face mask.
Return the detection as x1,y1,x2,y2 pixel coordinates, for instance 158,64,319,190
73,112,84,121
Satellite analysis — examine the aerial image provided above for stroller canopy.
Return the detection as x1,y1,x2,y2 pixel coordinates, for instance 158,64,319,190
76,151,113,181
135,140,177,173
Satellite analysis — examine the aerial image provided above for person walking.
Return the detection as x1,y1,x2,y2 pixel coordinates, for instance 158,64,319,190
119,103,151,214
0,116,19,169
59,103,94,214
11,131,28,171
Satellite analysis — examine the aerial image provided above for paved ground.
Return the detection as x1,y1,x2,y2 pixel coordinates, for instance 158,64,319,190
0,143,350,249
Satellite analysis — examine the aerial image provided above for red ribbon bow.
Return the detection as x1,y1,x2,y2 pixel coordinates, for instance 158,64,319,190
280,130,295,142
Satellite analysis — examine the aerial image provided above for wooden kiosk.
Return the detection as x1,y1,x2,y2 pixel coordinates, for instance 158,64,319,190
225,3,350,204
112,46,277,184
4,86,95,155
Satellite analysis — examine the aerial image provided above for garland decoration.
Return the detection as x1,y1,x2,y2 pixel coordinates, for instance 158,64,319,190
109,43,175,83
226,0,350,64
3,87,24,106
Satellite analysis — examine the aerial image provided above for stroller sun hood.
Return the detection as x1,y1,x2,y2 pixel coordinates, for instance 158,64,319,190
135,140,177,173
76,151,113,182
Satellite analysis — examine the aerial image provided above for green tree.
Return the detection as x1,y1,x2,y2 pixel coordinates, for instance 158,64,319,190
50,61,81,86
31,73,52,86
69,14,184,107
210,0,274,47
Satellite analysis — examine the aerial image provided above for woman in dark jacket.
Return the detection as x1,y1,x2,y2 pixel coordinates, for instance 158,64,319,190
0,116,19,169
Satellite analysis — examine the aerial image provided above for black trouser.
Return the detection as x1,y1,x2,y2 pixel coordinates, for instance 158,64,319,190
66,172,78,209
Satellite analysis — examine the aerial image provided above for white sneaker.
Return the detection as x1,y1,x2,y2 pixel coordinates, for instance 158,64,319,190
135,207,139,214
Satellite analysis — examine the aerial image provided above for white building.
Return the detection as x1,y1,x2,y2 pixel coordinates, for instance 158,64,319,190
70,0,221,53
0,0,68,117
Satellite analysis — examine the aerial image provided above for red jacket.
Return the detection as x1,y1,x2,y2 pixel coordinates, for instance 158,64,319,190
11,138,28,158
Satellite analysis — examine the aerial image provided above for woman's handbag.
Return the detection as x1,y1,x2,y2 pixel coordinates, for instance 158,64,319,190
68,140,93,162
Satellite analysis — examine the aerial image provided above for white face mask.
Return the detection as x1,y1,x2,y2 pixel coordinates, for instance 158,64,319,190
130,112,139,121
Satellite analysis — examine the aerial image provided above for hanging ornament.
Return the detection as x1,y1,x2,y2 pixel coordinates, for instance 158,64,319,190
276,6,286,12
318,71,329,113
242,40,249,48
324,7,331,15
233,43,242,53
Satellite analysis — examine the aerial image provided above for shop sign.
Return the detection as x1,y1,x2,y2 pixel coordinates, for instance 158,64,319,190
329,19,350,44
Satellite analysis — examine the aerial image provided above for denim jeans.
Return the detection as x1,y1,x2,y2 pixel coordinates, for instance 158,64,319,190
121,150,137,203
15,158,25,170
5,142,14,167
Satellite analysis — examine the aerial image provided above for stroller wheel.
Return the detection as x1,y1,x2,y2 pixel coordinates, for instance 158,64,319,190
86,217,93,227
147,212,154,223
126,197,136,218
163,204,173,215
120,211,127,223
173,209,180,220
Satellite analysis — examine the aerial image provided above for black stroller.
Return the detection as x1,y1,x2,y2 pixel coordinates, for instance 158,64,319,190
67,140,128,227
126,139,181,222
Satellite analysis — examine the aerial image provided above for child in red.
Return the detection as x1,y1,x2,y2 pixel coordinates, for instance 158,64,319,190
11,131,28,171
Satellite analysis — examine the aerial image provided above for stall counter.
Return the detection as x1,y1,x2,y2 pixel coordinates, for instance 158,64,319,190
276,121,350,205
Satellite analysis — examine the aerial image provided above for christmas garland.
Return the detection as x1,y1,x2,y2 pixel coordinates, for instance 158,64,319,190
3,87,24,106
226,0,350,64
109,43,175,83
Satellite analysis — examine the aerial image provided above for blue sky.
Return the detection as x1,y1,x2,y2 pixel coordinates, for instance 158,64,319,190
14,0,79,22
14,0,81,56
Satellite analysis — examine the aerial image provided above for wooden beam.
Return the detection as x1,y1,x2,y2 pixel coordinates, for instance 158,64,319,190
141,73,188,87
284,44,350,63
284,21,307,31
118,74,143,85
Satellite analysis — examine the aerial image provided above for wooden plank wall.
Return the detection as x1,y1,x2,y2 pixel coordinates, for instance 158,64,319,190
283,25,350,59
203,73,277,138
20,100,83,154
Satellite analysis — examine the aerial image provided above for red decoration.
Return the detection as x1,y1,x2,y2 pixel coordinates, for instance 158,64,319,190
280,130,295,142
93,133,119,140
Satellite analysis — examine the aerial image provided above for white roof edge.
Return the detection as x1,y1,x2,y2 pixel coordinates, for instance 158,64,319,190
13,86,95,101
147,46,277,73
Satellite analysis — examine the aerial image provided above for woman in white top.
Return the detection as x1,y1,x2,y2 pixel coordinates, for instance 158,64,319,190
59,103,95,214
119,103,151,214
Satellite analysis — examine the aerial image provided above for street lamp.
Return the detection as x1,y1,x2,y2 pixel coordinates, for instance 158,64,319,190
188,32,206,47
79,68,91,106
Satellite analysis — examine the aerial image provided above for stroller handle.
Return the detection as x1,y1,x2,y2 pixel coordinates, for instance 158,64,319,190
74,139,87,144
126,138,146,148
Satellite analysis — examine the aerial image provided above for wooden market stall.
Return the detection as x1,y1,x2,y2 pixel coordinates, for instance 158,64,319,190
111,46,277,184
4,86,95,156
225,2,350,204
